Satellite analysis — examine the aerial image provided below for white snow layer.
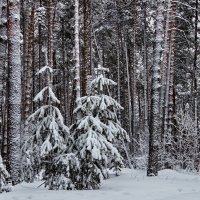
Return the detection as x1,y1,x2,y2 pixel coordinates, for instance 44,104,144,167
1,169,200,200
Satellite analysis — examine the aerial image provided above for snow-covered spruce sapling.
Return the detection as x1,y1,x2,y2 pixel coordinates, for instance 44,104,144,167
90,65,130,175
0,155,12,193
22,63,78,190
71,65,129,189
71,107,122,189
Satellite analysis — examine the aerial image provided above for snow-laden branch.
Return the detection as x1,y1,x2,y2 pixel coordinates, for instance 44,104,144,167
36,66,53,75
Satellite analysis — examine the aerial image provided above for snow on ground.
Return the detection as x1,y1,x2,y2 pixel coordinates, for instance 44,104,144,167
1,169,200,200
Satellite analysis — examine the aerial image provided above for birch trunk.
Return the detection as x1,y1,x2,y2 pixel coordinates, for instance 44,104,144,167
147,0,164,176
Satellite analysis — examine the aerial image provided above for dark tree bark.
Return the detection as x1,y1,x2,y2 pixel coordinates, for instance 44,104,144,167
7,0,22,185
82,0,91,96
48,0,54,68
0,0,7,157
24,0,35,121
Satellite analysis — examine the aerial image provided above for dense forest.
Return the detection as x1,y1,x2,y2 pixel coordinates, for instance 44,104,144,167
0,0,200,192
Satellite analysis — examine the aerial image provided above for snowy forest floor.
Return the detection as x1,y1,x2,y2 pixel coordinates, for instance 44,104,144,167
1,169,200,200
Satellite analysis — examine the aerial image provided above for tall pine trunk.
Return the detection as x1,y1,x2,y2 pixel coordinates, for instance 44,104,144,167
23,0,35,144
24,0,35,121
167,0,177,148
160,0,171,141
0,0,7,156
7,0,22,185
162,0,177,167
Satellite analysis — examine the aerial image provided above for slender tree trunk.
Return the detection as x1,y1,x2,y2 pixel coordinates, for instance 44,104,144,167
22,0,36,147
120,32,129,140
160,0,171,140
61,19,67,125
116,36,121,116
0,0,7,155
82,0,90,96
193,0,198,161
48,0,54,68
24,0,35,121
115,0,121,122
168,0,177,140
7,0,22,185
129,0,137,162
147,0,164,176
38,0,42,94
160,0,177,168
160,0,172,168
142,0,149,132
21,0,30,122
125,41,132,140
75,0,80,100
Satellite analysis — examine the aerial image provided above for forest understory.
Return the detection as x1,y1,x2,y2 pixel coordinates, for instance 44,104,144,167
0,0,200,197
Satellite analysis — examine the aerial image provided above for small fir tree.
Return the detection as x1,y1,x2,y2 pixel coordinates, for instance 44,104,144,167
0,155,11,193
22,59,78,190
90,66,130,175
71,65,129,189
